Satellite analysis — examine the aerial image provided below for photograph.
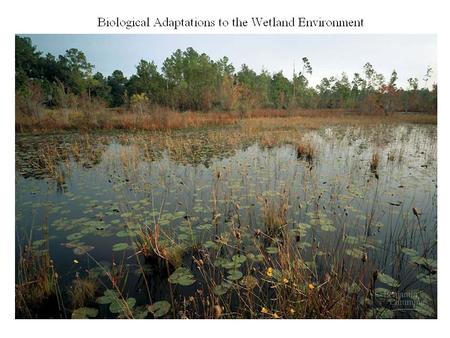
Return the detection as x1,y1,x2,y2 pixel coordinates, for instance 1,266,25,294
14,34,437,319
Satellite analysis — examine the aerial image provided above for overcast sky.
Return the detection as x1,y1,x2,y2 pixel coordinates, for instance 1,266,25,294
23,34,437,89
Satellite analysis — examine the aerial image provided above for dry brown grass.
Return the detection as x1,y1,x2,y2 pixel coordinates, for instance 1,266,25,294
68,277,97,309
296,140,316,161
370,151,380,173
16,107,436,133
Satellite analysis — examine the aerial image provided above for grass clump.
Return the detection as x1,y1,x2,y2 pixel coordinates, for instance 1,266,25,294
68,276,97,309
16,244,63,318
261,196,289,238
135,223,186,270
370,151,380,173
296,140,315,162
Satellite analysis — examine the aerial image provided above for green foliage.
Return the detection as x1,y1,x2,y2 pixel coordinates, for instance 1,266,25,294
112,242,129,252
377,273,400,288
107,70,127,107
15,35,438,114
148,300,171,318
168,267,196,286
71,307,98,319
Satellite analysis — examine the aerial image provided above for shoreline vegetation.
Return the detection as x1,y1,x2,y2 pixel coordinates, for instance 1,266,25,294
16,108,436,133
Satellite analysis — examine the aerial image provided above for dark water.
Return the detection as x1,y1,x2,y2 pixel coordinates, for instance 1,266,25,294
15,124,437,318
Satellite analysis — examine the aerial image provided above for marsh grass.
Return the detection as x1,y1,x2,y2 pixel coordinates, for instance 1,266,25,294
297,140,316,162
260,194,289,238
68,276,97,309
16,243,64,318
16,108,436,133
135,223,186,270
370,151,380,173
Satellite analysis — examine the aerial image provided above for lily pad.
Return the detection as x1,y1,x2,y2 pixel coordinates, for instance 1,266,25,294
112,242,129,252
401,247,418,257
321,224,336,232
148,300,171,318
71,307,98,319
116,230,136,238
345,248,365,259
377,273,400,288
67,232,84,241
168,267,195,286
109,297,136,314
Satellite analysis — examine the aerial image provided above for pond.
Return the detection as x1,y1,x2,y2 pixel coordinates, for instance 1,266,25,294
15,124,437,319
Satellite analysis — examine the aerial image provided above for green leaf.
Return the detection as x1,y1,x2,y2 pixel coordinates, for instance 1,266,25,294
377,273,400,288
417,272,437,284
133,305,149,319
109,297,136,314
112,242,129,252
96,289,118,304
297,223,311,230
148,300,171,318
96,295,112,304
266,247,278,254
213,284,230,296
374,287,393,299
222,261,241,269
168,267,195,286
72,307,98,319
232,255,247,264
345,248,364,259
197,223,213,230
344,236,359,245
401,247,418,257
320,224,336,232
116,230,136,238
414,302,435,318
227,269,243,281
67,232,84,241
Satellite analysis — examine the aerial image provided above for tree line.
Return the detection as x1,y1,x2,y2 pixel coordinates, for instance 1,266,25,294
15,36,437,117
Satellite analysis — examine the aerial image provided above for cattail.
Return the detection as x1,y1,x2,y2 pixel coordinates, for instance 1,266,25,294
413,207,419,217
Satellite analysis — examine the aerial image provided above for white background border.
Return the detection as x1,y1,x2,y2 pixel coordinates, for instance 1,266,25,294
1,0,448,336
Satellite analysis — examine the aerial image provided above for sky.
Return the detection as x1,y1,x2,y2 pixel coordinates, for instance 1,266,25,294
23,34,437,89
